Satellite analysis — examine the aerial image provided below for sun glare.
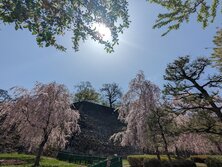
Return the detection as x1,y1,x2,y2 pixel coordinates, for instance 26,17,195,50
93,23,112,41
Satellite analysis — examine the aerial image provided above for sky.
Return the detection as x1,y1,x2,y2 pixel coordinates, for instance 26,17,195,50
0,0,221,93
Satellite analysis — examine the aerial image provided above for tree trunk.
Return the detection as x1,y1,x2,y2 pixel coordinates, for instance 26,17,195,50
33,133,49,167
109,98,112,108
214,141,222,154
161,131,172,162
151,133,161,160
155,145,161,160
157,117,172,163
175,146,180,158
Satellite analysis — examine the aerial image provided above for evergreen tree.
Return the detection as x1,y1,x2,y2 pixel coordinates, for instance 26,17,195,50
164,56,222,122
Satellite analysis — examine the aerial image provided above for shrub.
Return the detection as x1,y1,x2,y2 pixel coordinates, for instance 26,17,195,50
127,155,196,167
127,156,144,167
205,157,222,167
127,155,164,167
143,158,161,167
173,160,196,167
191,155,208,163
160,160,196,167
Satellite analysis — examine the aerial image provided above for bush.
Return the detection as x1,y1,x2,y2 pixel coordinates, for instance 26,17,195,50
127,156,144,167
191,155,208,163
205,157,222,167
161,160,196,167
173,160,196,167
143,158,161,167
127,155,196,167
127,155,169,167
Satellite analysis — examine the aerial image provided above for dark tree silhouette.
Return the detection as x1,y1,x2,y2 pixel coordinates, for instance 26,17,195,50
164,56,222,122
100,83,122,108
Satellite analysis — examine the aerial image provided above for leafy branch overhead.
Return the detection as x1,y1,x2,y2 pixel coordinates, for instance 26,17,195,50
0,0,129,52
148,0,221,36
212,28,222,72
1,1,221,51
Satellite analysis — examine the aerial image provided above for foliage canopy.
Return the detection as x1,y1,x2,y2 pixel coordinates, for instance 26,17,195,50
0,0,129,52
1,1,222,52
148,0,222,36
73,81,100,102
212,28,222,72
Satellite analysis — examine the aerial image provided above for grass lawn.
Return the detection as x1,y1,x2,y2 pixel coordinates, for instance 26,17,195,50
0,153,85,167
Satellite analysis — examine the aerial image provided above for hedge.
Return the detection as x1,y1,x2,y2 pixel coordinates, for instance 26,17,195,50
190,155,208,163
205,157,222,167
127,155,169,167
162,160,196,167
127,155,196,167
143,159,161,167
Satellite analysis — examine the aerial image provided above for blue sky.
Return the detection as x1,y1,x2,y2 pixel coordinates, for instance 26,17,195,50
0,0,221,93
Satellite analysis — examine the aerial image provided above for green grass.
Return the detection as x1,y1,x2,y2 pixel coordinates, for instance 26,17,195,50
0,153,85,167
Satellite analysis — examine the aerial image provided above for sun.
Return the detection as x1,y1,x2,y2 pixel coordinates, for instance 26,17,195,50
93,23,112,41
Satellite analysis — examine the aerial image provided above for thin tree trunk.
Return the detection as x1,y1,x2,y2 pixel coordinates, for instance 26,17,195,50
157,116,172,163
109,98,112,108
155,145,161,160
33,133,49,167
161,130,172,162
175,145,180,158
151,132,161,160
214,141,222,154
